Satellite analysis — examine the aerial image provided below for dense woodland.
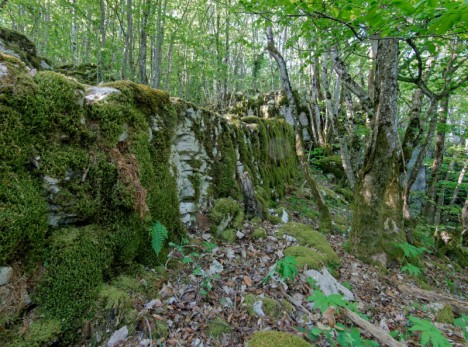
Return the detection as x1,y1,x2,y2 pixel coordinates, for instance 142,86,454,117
0,0,467,346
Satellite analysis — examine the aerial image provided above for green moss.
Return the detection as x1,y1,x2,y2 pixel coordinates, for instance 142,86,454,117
96,284,138,331
435,305,454,324
232,209,245,229
37,226,113,338
153,320,169,338
267,215,281,225
313,155,345,180
220,229,236,243
248,331,313,347
188,174,201,202
0,27,42,68
0,173,48,265
278,223,339,265
252,228,267,240
9,319,62,347
210,198,244,235
284,246,328,269
207,317,231,337
244,294,288,319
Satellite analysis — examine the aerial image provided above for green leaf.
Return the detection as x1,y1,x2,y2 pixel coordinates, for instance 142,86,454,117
401,263,422,276
150,222,168,256
409,316,451,347
307,290,348,313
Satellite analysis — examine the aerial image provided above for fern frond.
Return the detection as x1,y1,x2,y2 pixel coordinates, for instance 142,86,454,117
151,221,168,255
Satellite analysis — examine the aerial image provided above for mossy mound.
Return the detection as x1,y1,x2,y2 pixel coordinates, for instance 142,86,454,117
435,305,454,324
278,223,338,260
36,226,113,338
7,319,62,347
244,294,292,319
252,228,267,240
207,317,232,337
313,155,345,180
220,229,237,243
0,27,47,69
284,246,332,269
247,331,313,347
210,198,244,236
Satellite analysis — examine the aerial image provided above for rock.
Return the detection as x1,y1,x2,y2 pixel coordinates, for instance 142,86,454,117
281,208,289,223
0,266,13,286
85,86,120,104
304,268,355,301
107,326,128,347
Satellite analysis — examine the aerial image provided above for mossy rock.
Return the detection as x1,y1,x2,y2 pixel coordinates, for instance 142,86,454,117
278,223,338,262
207,317,231,337
210,198,244,236
435,305,454,324
252,228,267,240
8,319,62,347
247,331,313,347
36,226,113,339
0,173,48,265
244,294,291,319
313,155,345,180
283,246,328,269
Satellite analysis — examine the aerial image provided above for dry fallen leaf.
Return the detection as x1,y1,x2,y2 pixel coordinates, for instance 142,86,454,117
243,276,253,286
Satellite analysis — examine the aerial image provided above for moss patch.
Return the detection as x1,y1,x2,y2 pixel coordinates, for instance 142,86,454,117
252,228,267,240
244,294,290,319
279,223,339,264
435,305,454,324
284,245,339,270
36,226,113,338
207,317,231,337
210,198,244,235
8,319,62,347
248,331,313,347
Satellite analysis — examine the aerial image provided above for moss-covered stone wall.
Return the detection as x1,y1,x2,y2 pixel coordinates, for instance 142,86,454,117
0,42,296,342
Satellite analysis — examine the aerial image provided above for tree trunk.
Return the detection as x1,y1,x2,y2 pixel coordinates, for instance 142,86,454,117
152,0,167,88
139,0,152,84
402,98,438,221
462,198,468,247
350,38,404,266
423,96,449,222
265,25,332,233
98,0,107,81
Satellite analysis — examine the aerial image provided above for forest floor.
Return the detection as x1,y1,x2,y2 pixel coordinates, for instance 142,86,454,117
119,183,468,347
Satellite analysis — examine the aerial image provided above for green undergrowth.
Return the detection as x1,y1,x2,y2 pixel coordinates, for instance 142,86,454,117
248,331,313,347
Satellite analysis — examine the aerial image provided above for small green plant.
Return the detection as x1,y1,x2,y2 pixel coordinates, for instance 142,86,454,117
395,242,428,277
409,316,451,347
307,290,349,313
150,221,168,256
396,242,429,259
401,263,423,276
168,240,218,296
454,314,468,341
262,256,299,283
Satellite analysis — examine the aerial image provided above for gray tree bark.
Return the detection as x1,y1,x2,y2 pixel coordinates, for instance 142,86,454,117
350,38,405,266
265,25,332,233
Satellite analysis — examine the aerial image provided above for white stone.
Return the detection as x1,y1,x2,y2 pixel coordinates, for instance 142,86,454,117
107,326,128,347
0,267,13,286
304,268,355,301
281,208,289,223
85,86,120,104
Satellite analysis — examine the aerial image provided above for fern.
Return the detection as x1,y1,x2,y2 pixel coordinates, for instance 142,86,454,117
409,316,451,347
150,221,168,255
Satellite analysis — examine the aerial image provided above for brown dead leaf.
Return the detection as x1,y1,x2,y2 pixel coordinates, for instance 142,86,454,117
243,276,253,286
323,306,336,328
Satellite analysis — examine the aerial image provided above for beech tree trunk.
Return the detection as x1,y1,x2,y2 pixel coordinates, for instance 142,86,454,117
350,38,405,266
423,96,449,222
462,198,468,247
265,25,332,233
